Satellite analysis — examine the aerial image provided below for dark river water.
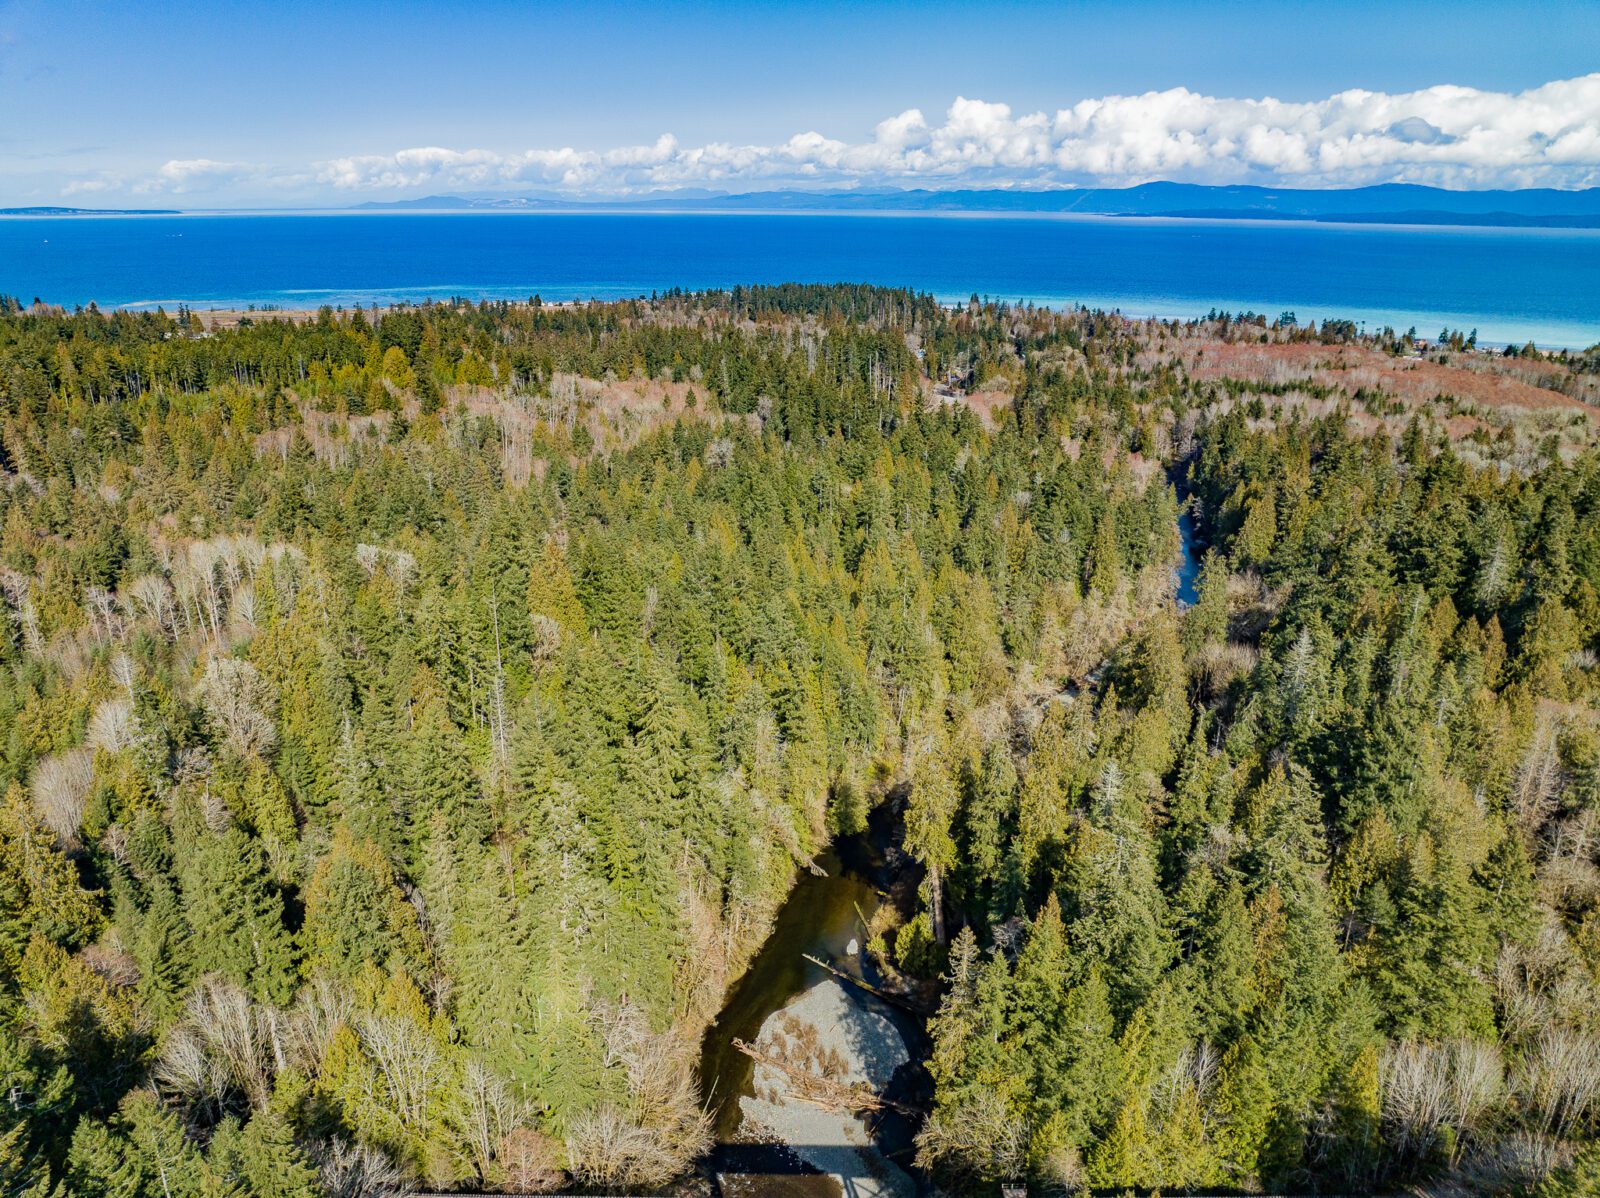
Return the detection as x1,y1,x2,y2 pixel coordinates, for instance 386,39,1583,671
698,811,928,1195
1176,503,1202,606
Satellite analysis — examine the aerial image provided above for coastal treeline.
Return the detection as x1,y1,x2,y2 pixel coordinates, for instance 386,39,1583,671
0,287,1597,1196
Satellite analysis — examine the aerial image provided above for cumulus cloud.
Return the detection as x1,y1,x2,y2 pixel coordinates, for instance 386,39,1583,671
83,74,1600,199
62,176,114,196
140,158,259,193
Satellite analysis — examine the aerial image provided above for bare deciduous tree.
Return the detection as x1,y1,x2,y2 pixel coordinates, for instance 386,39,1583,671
84,585,128,644
596,1002,711,1149
31,747,94,844
915,1089,1029,1186
561,1003,711,1189
564,1106,675,1190
452,1058,527,1186
124,573,177,637
1512,713,1566,834
528,613,562,663
288,974,355,1072
495,1127,565,1193
86,697,137,753
1382,1039,1504,1165
198,656,278,759
156,1023,231,1114
354,543,418,586
0,568,43,654
230,580,259,628
315,1137,410,1198
356,1007,447,1136
1517,1028,1600,1140
155,975,282,1113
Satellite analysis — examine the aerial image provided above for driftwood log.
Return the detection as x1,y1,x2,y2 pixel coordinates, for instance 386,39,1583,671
801,953,932,1016
732,1037,915,1117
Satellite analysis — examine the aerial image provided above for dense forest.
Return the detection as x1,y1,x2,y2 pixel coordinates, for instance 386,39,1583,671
1,286,1600,1197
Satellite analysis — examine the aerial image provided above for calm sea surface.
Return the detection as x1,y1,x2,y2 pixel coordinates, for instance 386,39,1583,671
2,211,1597,347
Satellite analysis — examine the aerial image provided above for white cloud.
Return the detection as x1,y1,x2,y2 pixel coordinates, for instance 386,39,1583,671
77,74,1600,200
140,158,258,192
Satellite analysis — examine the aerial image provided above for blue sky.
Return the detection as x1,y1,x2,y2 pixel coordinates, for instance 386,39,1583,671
3,0,1598,205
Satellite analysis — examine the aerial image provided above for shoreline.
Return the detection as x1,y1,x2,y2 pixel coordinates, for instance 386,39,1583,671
8,214,1596,350
90,292,1597,352
5,208,1600,235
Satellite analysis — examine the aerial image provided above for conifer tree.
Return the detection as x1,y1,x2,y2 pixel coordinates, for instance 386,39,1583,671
208,1112,321,1198
302,827,426,979
177,824,296,1004
907,730,959,945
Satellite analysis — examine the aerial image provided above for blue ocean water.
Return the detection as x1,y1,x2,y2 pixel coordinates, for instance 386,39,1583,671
2,211,1597,348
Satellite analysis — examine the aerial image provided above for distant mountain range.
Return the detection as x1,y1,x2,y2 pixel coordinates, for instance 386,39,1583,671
352,183,1600,227
7,186,1600,227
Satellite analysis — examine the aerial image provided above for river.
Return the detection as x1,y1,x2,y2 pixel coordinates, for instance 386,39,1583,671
1176,501,1203,606
698,805,928,1197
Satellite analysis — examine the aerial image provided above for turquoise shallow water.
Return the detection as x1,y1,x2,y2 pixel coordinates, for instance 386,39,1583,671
2,211,1597,347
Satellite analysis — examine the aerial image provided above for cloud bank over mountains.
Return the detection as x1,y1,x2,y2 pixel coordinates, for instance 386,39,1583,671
68,74,1600,201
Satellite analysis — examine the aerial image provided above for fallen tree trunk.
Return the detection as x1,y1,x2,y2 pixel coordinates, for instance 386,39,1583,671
801,953,932,1016
732,1037,915,1117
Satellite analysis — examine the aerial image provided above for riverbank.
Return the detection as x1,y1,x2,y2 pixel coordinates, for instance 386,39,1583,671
736,980,915,1198
699,799,931,1197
